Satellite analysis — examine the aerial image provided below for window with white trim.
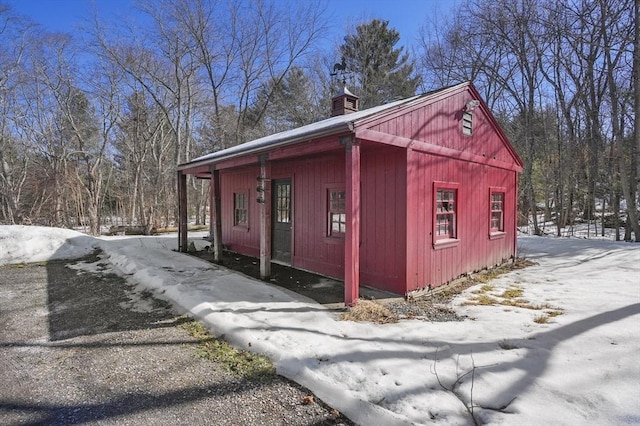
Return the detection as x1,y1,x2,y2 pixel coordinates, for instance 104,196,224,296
490,188,505,234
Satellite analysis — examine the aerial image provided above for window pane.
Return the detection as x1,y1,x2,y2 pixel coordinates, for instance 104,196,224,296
234,192,248,226
276,184,291,223
491,212,502,229
331,216,340,233
328,189,346,237
435,187,457,240
491,193,503,211
490,192,504,232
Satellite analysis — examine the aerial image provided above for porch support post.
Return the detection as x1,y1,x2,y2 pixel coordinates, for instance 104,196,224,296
177,170,188,252
209,165,223,263
344,136,361,306
259,155,272,279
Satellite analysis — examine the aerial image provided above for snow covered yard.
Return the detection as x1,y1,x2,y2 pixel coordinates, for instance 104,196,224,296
1,225,638,425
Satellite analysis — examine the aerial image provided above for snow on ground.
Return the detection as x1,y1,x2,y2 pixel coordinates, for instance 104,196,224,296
0,225,98,264
1,225,639,425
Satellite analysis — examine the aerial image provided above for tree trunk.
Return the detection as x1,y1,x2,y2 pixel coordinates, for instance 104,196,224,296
604,0,639,241
631,0,640,241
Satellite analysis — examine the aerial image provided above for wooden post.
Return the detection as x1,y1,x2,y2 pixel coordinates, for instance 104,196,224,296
210,165,223,263
344,137,361,306
177,170,188,252
259,155,272,279
208,172,214,241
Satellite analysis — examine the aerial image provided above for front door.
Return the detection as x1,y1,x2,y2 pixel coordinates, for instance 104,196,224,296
272,178,292,263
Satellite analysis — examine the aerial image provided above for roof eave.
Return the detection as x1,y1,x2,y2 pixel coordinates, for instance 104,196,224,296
178,121,355,171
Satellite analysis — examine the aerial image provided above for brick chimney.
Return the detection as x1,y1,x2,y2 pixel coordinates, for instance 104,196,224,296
331,85,359,116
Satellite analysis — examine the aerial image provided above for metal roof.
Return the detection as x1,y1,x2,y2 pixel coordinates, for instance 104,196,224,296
178,93,424,170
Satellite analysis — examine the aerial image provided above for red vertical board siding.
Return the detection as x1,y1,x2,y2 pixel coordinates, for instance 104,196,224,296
360,145,406,293
217,145,409,292
360,86,518,293
405,152,516,291
220,167,261,257
278,153,345,279
220,154,350,280
215,85,519,295
369,89,514,165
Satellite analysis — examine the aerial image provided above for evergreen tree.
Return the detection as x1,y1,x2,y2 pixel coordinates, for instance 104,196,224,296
248,67,324,134
339,19,421,108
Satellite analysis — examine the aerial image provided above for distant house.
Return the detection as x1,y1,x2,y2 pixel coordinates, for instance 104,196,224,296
177,82,523,305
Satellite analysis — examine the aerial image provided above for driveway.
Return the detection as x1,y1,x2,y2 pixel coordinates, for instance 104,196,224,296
0,255,350,425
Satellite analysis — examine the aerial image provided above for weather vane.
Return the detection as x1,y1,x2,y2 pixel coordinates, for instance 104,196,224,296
330,56,348,85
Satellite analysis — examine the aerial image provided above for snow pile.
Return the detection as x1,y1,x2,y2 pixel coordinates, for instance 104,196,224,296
0,225,98,265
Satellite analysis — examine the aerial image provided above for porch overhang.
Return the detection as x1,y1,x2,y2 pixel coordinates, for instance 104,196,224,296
178,122,355,176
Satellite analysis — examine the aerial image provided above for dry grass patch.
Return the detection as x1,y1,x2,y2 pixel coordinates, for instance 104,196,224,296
501,298,530,307
463,294,500,306
472,284,495,294
526,303,561,311
180,316,276,381
533,314,550,324
500,287,524,299
339,299,399,324
474,270,503,283
463,284,565,315
532,309,564,324
416,258,534,306
511,258,537,269
465,294,563,313
459,261,567,315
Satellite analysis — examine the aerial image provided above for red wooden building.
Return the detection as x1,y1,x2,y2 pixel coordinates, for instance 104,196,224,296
177,81,523,305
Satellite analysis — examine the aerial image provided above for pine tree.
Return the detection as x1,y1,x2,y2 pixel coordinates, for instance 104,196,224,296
340,19,421,108
248,67,323,134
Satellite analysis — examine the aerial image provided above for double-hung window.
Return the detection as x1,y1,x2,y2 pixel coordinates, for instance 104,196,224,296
233,192,248,227
489,187,506,237
433,182,459,246
327,188,346,238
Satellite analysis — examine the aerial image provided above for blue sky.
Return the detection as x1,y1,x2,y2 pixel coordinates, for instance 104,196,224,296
4,0,458,50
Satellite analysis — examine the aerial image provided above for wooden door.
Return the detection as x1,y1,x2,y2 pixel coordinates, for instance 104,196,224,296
272,178,292,263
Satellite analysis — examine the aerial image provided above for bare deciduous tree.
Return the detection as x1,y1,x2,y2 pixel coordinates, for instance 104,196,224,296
0,5,32,224
417,0,637,240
